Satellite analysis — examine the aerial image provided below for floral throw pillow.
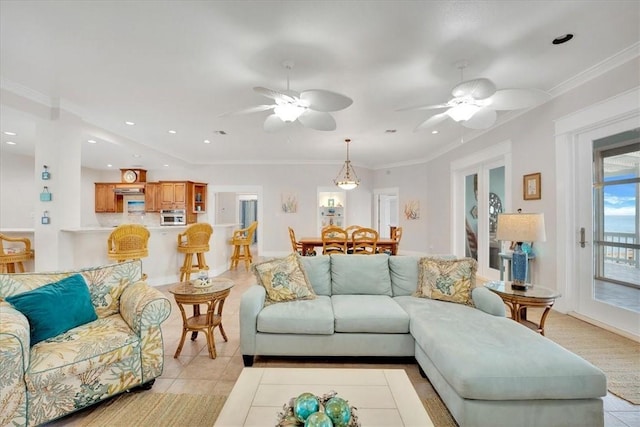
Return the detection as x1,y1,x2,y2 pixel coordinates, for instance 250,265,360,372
253,253,316,304
415,257,477,306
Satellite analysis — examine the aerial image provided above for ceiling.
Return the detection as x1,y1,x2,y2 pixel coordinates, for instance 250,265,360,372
1,1,639,171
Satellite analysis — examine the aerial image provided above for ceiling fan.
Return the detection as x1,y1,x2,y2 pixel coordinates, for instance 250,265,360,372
399,63,550,131
221,60,353,132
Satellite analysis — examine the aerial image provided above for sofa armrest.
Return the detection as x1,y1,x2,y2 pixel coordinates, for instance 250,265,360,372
472,287,506,317
0,302,29,426
239,285,266,358
120,281,171,382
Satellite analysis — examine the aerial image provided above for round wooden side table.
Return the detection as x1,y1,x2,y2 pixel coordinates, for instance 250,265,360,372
169,278,234,359
484,280,561,335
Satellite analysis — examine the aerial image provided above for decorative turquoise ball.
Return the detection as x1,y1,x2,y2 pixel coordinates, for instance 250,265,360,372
324,397,351,426
294,393,320,422
304,411,334,427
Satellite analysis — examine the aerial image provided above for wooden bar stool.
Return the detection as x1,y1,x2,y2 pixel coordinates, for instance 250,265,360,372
230,221,258,270
0,234,34,273
177,223,213,282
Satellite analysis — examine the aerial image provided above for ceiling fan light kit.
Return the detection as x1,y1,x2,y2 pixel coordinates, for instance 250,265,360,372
223,60,353,132
400,62,549,131
334,138,360,191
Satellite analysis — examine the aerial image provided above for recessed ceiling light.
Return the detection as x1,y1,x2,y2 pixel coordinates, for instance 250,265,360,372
168,130,177,134
3,131,17,136
133,154,141,158
125,121,135,126
163,164,169,167
431,130,439,134
203,139,211,144
5,141,16,145
87,139,97,144
107,164,113,168
552,34,574,45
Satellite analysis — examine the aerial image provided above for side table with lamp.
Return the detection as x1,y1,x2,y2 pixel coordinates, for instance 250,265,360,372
495,209,546,290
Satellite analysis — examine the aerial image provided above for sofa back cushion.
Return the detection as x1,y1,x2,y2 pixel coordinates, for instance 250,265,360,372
330,254,392,295
0,260,143,318
389,256,420,296
298,255,331,296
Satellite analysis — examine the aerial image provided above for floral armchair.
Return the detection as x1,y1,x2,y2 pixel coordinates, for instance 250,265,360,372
0,260,171,426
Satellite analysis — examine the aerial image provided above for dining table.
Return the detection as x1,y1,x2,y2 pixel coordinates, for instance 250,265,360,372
299,237,398,256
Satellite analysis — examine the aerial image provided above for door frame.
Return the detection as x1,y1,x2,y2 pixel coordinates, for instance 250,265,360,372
210,185,264,258
555,87,640,340
373,187,399,238
451,140,512,279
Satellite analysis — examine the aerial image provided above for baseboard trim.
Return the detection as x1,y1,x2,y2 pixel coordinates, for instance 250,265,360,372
568,311,640,343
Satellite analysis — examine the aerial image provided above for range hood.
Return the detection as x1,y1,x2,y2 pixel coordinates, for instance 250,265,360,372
113,184,145,194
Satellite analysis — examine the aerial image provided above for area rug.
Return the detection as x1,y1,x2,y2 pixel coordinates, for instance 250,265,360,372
544,310,640,404
80,392,226,426
422,397,458,427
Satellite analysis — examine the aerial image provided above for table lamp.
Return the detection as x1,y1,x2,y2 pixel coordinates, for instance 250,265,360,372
496,210,546,290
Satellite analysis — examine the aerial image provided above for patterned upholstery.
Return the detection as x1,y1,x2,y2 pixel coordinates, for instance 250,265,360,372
0,260,171,426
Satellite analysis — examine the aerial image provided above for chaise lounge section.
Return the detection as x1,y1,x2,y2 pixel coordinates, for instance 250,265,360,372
240,253,606,427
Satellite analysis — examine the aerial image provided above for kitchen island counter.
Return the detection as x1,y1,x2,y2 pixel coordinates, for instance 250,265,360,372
61,223,238,285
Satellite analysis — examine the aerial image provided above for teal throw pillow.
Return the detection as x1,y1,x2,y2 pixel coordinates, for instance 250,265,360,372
6,274,98,345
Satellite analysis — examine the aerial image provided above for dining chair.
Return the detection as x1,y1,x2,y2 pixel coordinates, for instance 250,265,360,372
344,225,362,239
322,226,348,254
288,227,304,254
352,227,379,255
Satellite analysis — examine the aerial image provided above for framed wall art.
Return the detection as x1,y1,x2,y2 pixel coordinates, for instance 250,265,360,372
523,172,541,200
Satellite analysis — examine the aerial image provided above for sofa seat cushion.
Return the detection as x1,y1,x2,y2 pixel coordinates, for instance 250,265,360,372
25,314,141,393
257,296,334,335
395,296,606,401
332,295,409,333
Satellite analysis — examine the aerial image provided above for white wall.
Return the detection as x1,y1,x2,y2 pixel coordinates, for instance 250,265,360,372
0,151,35,228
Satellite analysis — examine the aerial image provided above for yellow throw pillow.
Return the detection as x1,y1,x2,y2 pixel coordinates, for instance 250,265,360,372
253,253,316,304
415,257,477,306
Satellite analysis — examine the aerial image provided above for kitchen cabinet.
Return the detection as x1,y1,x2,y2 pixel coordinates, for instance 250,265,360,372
95,183,120,213
191,182,207,213
144,182,161,212
160,182,187,210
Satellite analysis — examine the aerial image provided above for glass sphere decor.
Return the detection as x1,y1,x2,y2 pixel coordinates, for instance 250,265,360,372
294,393,320,422
305,412,333,427
324,397,351,427
277,391,360,427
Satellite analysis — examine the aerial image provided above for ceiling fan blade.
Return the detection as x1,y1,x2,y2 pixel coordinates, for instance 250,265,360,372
396,103,449,112
414,112,449,131
298,110,337,131
264,114,289,132
219,104,275,117
254,87,296,103
300,90,353,112
451,78,496,100
489,88,550,110
461,107,497,129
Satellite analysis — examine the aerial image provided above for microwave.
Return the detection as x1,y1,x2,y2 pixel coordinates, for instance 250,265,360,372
160,209,186,226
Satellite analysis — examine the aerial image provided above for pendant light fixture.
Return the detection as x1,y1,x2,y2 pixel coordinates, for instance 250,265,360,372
334,138,360,190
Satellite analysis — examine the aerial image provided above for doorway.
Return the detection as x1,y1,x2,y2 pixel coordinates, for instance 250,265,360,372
239,195,258,244
452,142,511,280
373,188,399,238
555,88,639,339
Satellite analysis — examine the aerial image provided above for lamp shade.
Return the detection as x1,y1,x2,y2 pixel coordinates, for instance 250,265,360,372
496,212,546,243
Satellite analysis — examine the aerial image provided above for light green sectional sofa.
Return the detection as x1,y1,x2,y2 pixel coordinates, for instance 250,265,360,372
0,260,171,426
240,254,607,427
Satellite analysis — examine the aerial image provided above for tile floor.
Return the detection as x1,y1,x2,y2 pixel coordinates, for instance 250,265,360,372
49,260,639,426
